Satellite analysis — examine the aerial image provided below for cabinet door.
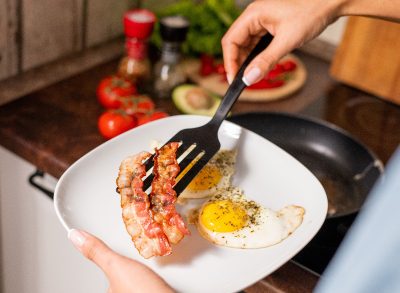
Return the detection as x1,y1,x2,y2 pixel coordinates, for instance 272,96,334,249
0,0,18,80
0,146,107,293
86,0,134,47
21,0,84,70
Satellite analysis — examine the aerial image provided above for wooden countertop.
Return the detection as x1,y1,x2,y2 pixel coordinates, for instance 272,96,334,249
1,51,399,292
0,52,332,179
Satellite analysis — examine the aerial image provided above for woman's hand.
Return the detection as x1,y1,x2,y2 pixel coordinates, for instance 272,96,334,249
222,0,343,85
68,229,174,293
222,0,400,86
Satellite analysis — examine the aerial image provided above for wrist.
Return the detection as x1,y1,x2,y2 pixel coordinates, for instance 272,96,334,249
335,0,354,17
326,0,350,21
336,0,400,21
310,0,349,25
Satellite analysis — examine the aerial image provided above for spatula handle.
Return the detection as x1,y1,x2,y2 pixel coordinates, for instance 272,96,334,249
209,33,273,127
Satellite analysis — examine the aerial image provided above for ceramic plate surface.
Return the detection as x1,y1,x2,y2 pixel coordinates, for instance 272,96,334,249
54,115,327,293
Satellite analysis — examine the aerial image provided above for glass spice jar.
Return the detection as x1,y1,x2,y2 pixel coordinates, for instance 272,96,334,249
153,16,190,99
118,9,156,87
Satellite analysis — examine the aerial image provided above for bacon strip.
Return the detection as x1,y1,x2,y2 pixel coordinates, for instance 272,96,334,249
150,142,190,244
116,152,171,258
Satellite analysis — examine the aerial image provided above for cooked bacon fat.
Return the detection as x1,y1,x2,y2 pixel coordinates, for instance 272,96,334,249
151,142,190,244
117,152,171,258
116,143,189,258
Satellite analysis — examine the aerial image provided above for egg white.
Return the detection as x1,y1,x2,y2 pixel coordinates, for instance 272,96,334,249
196,189,305,249
179,150,237,199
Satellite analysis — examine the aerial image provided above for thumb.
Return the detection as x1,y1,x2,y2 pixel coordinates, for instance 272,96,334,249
242,34,293,86
68,229,117,275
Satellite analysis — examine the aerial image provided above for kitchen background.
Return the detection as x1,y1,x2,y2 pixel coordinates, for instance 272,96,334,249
0,0,399,293
0,0,346,105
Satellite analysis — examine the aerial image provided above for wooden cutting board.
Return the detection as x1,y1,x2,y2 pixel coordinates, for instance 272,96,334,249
183,54,307,102
330,17,400,104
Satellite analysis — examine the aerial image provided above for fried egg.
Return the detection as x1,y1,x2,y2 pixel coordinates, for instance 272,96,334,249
179,150,237,199
195,188,305,248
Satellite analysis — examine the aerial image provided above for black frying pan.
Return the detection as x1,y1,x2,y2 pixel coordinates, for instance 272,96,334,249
228,112,383,219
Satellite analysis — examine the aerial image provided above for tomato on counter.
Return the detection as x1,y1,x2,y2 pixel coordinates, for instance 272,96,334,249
137,111,169,126
96,75,169,137
97,75,137,109
97,110,137,139
119,95,155,116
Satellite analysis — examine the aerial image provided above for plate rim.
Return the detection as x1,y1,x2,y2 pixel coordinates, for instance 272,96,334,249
54,114,328,293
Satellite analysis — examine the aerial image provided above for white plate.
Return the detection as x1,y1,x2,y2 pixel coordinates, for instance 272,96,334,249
54,115,327,293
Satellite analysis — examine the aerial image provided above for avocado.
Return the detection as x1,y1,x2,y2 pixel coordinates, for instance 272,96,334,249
172,84,220,116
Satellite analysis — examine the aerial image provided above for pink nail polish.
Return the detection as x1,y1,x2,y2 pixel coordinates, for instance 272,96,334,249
226,74,233,84
68,229,86,249
242,67,261,86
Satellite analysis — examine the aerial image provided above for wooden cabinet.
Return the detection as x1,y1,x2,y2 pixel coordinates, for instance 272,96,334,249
86,0,135,47
0,146,106,293
0,0,138,81
331,17,400,104
21,0,84,70
0,0,18,80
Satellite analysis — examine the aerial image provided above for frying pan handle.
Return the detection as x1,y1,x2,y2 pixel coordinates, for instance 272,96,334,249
209,33,274,128
353,160,384,182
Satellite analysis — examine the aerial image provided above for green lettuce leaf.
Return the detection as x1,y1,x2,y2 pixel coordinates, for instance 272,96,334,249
151,0,241,57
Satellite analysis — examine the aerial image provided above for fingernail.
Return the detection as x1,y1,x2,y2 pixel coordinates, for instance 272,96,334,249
242,67,261,86
68,229,86,249
226,74,233,84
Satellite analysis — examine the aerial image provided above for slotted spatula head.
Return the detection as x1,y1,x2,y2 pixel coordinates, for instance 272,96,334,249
143,33,273,195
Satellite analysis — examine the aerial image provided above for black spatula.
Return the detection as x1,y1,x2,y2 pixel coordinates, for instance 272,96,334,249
143,33,273,195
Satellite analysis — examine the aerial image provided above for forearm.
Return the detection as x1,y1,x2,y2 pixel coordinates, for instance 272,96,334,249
338,0,400,22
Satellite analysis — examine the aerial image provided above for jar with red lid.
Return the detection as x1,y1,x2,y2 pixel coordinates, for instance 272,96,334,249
118,9,156,86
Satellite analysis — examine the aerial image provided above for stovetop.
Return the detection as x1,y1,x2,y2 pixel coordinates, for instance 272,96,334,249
1,50,398,281
301,84,400,164
292,84,400,275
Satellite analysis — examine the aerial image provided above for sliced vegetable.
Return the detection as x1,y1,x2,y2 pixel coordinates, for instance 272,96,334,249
247,79,285,90
212,58,299,90
172,84,220,116
214,63,226,75
282,60,297,72
200,54,215,76
266,64,284,80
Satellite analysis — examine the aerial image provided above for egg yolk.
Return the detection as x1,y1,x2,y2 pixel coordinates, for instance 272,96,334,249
187,165,222,191
200,200,248,232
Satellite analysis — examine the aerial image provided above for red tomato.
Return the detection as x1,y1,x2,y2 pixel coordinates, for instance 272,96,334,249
200,64,214,76
214,63,226,75
120,95,155,115
266,63,284,80
97,75,136,109
282,60,297,72
247,79,285,90
137,111,169,126
136,98,155,113
200,54,215,76
98,110,137,139
273,63,285,72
